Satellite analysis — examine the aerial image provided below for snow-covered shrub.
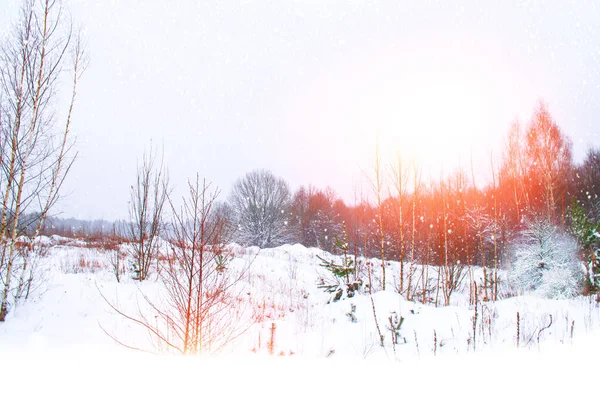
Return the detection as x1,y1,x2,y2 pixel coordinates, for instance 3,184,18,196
509,218,584,298
228,169,294,248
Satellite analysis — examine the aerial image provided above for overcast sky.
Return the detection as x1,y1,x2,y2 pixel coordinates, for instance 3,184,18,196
2,0,600,221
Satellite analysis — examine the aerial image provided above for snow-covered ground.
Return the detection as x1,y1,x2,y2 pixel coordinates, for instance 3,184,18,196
3,341,597,399
1,238,599,398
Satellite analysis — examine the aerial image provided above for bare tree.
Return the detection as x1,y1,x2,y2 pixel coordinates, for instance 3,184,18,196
228,169,292,248
439,173,468,306
127,146,169,281
1,0,86,321
289,185,341,251
490,154,500,301
406,160,422,300
102,176,253,354
366,141,387,290
390,153,409,294
500,120,526,222
524,102,573,222
109,223,126,283
573,147,600,216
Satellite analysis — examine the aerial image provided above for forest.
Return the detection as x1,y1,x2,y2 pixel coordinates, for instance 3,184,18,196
214,102,600,298
29,101,599,305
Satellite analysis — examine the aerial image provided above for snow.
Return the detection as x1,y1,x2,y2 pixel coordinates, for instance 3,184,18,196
1,237,599,398
2,338,597,399
509,218,584,298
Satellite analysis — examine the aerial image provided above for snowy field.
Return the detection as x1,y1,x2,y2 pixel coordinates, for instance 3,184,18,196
2,342,597,399
1,237,599,398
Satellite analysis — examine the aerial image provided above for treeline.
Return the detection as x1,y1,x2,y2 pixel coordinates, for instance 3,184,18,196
226,102,600,271
36,102,600,273
39,216,123,239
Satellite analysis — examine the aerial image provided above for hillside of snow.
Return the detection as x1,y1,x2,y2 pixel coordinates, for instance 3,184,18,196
1,237,599,398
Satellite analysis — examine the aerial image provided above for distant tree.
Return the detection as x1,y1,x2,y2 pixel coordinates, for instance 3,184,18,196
488,155,501,301
366,142,387,290
345,189,377,280
228,169,292,248
498,120,527,227
408,163,423,292
208,201,235,245
569,200,600,294
523,102,573,223
438,173,468,306
509,218,583,298
573,147,600,217
41,216,120,238
390,153,410,294
289,186,310,244
127,147,169,281
289,185,341,251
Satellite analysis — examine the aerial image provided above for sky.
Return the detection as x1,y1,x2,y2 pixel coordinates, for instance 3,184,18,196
1,0,600,221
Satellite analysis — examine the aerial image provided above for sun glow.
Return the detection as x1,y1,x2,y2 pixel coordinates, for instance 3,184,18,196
282,38,526,193
353,75,490,177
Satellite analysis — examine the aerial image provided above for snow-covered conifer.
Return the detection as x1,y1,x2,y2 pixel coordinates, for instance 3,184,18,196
509,218,583,298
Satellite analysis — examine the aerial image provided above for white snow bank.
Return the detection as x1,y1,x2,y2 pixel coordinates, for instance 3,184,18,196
1,334,597,399
1,238,600,399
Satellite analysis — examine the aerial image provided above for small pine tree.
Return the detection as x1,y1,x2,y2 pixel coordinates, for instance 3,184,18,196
317,226,362,302
569,201,600,293
317,228,354,283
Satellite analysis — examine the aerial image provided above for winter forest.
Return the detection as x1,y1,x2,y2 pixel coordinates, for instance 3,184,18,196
1,1,600,398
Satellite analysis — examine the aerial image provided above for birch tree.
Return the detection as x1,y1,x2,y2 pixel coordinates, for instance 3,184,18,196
1,0,86,321
524,102,573,223
391,153,409,294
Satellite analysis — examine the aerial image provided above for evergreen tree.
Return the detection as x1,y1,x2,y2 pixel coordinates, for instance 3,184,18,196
316,226,363,302
569,201,600,293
